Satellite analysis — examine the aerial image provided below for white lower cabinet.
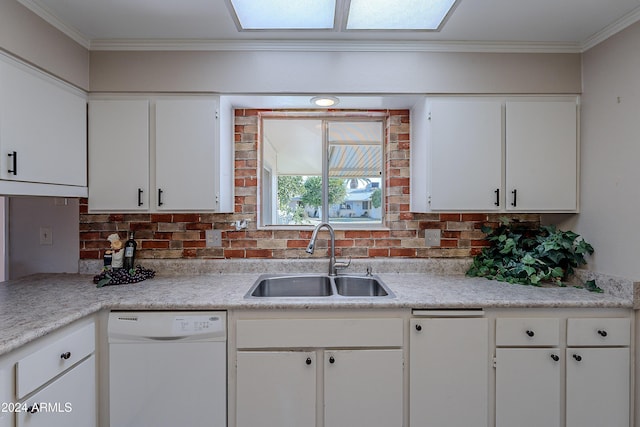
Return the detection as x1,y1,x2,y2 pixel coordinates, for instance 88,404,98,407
0,317,95,427
236,351,316,427
495,314,631,427
16,355,95,427
410,316,489,427
566,318,631,427
324,349,403,427
495,348,561,427
234,314,404,427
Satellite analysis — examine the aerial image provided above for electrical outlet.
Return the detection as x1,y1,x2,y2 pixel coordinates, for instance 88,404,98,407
206,229,222,247
40,227,53,245
424,229,441,247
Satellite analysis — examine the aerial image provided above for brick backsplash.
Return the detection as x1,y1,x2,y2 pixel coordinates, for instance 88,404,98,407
79,109,540,260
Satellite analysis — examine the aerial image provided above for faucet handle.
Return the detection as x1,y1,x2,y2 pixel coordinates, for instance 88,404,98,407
334,256,352,271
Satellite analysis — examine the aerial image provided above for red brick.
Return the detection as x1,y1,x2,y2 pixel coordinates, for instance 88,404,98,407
245,249,272,258
151,214,173,222
440,240,458,248
183,240,206,248
80,250,100,259
345,230,371,239
368,248,389,257
173,214,199,222
390,248,416,257
224,249,245,258
287,240,309,248
142,241,170,249
389,177,410,187
462,213,488,222
440,213,461,221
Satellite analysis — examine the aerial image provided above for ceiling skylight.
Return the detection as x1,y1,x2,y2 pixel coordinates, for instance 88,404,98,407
229,0,336,30
228,0,457,32
346,0,457,31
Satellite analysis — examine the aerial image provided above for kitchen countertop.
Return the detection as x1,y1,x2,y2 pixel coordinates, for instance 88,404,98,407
0,258,634,356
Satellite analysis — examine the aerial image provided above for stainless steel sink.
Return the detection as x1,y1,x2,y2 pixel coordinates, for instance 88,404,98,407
249,275,333,297
334,276,389,297
245,274,394,298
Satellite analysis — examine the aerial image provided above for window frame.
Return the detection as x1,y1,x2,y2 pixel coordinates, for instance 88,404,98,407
257,111,387,230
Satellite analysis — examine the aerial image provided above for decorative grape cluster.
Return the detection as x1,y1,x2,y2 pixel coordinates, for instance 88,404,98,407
94,265,155,288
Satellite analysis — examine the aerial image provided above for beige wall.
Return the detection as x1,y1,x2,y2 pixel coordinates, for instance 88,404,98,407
90,50,581,94
0,0,89,89
564,21,640,280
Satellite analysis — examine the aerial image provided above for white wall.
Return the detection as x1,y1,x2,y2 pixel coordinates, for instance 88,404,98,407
8,197,79,279
567,21,640,280
0,0,89,89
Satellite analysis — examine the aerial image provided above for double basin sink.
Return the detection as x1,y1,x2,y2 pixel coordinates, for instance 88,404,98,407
245,274,394,298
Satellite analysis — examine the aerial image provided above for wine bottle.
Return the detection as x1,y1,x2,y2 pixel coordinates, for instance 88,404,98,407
123,232,137,270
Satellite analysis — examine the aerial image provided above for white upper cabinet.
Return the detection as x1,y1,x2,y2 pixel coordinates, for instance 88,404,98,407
411,96,578,213
88,100,150,211
0,53,87,194
155,99,218,211
505,101,577,211
88,96,232,212
428,99,502,211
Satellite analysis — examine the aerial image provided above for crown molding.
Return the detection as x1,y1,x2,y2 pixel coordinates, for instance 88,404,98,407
89,39,582,53
581,6,640,51
16,0,91,49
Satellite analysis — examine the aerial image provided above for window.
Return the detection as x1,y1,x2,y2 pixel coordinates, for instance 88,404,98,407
260,115,385,227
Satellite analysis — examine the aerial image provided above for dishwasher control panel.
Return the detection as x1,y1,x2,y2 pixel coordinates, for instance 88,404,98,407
108,311,226,342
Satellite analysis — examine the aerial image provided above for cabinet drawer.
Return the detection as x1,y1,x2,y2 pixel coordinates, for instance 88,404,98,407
16,323,95,399
567,318,630,347
17,355,96,427
236,318,403,348
496,318,560,347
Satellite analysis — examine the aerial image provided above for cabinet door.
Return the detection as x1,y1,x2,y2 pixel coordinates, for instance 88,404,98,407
428,100,502,210
505,100,577,211
566,348,629,427
16,355,95,427
410,318,489,427
324,349,403,427
155,99,218,210
88,100,150,211
236,351,316,427
495,348,561,427
0,56,86,187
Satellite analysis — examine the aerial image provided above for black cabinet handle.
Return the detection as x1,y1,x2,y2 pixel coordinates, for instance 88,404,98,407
138,188,144,207
550,354,559,362
158,188,164,206
329,356,335,364
305,357,312,365
526,330,535,337
7,151,17,175
597,330,608,337
60,351,71,360
415,324,422,332
511,189,517,207
573,354,582,362
494,188,500,206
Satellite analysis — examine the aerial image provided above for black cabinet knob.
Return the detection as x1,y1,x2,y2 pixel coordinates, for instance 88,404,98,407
597,330,608,337
550,354,559,362
573,354,582,362
305,357,312,365
60,351,71,360
526,330,535,337
329,356,335,364
415,324,422,332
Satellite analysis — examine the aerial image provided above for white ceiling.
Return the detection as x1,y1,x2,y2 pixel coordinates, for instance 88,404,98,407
17,0,640,52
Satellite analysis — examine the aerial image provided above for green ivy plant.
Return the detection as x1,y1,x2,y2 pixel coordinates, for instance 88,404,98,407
466,218,601,292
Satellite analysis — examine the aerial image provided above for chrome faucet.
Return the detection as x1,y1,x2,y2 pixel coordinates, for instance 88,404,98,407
305,223,351,276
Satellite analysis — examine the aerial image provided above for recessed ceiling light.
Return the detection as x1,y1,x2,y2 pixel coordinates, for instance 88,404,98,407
311,96,340,107
229,0,335,30
346,0,457,31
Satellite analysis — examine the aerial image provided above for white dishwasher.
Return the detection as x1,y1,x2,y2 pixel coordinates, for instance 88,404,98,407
108,311,226,427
